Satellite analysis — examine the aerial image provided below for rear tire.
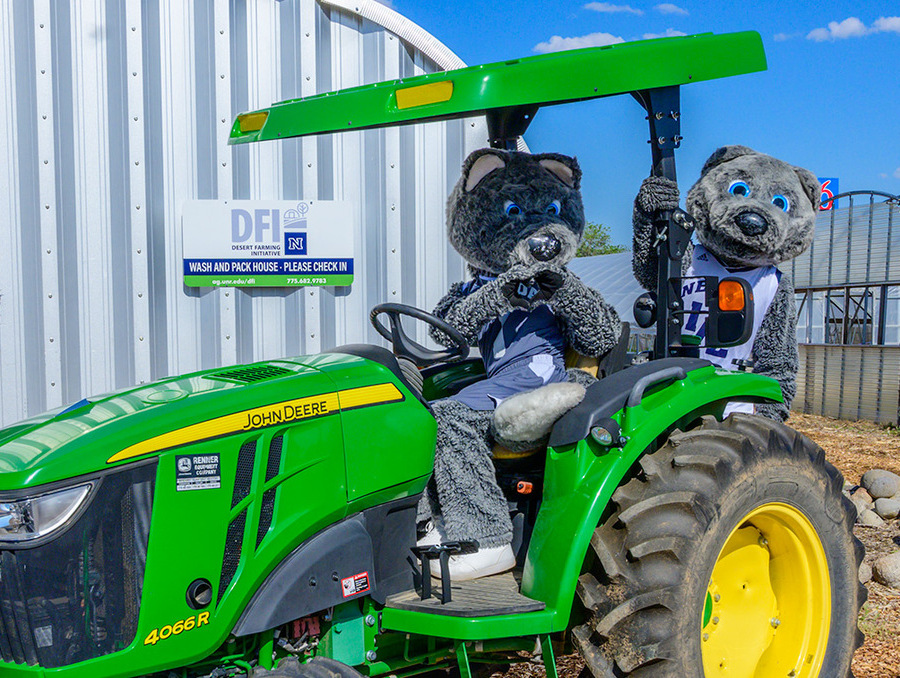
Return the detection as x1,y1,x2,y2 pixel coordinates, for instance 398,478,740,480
572,414,865,677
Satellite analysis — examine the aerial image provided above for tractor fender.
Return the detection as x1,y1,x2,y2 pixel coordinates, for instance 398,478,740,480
233,495,418,636
522,360,784,631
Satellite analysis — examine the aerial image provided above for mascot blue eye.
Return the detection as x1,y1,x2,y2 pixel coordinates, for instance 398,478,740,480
546,200,561,215
772,194,790,212
728,181,751,197
505,201,521,217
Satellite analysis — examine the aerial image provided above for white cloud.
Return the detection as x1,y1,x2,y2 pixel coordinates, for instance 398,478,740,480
642,28,688,39
894,167,900,179
655,3,688,16
873,16,900,34
807,17,869,41
584,2,643,15
535,31,625,53
773,32,795,42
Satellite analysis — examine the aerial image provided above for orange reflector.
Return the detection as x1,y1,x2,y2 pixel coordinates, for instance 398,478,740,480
396,81,453,109
237,112,268,133
718,280,745,311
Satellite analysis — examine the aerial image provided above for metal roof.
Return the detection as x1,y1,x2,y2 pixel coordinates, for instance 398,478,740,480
568,252,644,326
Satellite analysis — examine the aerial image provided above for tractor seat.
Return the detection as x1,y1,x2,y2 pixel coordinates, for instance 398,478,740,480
493,322,631,460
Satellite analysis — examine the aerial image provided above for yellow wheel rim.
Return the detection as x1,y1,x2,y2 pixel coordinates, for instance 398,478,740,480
701,502,831,677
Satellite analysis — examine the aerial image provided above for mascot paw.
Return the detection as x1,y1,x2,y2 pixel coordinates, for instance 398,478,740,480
492,382,586,450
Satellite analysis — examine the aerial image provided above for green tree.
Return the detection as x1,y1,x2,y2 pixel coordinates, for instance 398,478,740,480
576,221,627,258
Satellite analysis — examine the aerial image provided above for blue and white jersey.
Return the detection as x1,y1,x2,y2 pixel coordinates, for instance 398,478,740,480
449,274,567,410
681,244,780,415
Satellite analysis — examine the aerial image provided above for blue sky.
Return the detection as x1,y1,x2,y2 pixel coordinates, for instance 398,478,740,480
385,1,900,248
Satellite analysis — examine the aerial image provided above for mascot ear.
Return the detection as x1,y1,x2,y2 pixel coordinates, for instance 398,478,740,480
463,150,507,192
539,155,581,189
700,145,756,176
792,165,823,211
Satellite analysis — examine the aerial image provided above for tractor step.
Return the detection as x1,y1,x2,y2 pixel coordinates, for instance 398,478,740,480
384,572,545,617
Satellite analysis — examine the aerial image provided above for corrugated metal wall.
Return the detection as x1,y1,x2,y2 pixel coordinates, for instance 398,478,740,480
797,345,900,425
0,0,487,427
788,200,900,289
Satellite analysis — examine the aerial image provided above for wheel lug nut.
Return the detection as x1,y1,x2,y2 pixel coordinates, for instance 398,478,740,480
770,617,781,628
714,593,721,602
702,633,709,642
712,616,719,624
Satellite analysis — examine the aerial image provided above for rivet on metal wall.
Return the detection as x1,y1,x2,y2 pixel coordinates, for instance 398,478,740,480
139,336,144,341
137,249,142,254
220,74,225,79
39,24,44,28
46,249,51,254
222,162,227,167
225,292,229,297
134,161,140,166
226,335,231,340
219,30,225,35
307,163,312,168
310,333,316,338
132,72,137,76
391,248,396,253
50,382,55,387
305,32,310,37
390,163,395,168
49,337,54,343
133,116,138,121
48,294,52,299
221,118,226,123
138,293,143,298
40,70,45,75
43,160,48,165
131,26,136,31
135,205,141,210
44,204,50,209
42,115,47,120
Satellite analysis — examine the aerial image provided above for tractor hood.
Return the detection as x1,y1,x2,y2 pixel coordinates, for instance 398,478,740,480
0,352,401,491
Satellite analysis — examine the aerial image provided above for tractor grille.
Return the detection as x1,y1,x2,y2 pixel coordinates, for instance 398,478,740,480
207,365,293,384
232,440,257,508
265,435,283,482
218,509,247,604
0,463,155,668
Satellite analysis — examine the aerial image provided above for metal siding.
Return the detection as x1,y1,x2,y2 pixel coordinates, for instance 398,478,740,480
1,0,486,427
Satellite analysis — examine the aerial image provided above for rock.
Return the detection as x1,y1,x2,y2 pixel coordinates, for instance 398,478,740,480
851,494,873,518
851,487,873,504
859,509,885,527
843,480,854,492
859,561,873,584
861,469,900,499
873,552,900,589
874,498,900,520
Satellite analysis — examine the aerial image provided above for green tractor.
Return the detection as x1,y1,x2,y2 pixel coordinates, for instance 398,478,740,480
0,31,864,678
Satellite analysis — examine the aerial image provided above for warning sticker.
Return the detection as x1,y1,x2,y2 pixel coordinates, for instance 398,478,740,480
341,572,371,598
176,454,221,491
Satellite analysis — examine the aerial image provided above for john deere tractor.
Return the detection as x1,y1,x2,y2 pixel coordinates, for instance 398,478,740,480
0,31,864,678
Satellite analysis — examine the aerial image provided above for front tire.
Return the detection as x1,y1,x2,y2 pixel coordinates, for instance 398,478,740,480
572,414,865,677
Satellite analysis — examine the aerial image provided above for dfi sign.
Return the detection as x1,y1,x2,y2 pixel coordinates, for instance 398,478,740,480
182,200,355,287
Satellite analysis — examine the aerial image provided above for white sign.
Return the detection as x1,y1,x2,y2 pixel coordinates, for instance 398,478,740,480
182,200,355,287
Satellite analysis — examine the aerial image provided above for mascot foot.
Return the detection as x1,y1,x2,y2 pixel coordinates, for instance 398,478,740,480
430,543,516,581
492,382,586,450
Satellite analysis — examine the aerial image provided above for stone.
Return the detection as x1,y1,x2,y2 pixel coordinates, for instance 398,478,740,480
858,509,885,527
851,487,873,504
843,480,854,492
861,469,900,499
851,494,873,518
859,561,873,584
873,552,900,589
874,498,900,520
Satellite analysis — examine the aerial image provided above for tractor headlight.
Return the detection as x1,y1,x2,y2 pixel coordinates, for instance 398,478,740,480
0,483,93,544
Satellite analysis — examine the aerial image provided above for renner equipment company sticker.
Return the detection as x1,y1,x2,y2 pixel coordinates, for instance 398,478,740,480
176,454,221,491
341,572,371,598
182,199,355,288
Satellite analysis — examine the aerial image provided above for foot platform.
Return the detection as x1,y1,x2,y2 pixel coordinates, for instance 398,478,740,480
385,572,546,617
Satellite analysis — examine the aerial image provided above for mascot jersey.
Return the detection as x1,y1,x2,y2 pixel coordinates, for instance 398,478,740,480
449,274,568,411
681,243,780,415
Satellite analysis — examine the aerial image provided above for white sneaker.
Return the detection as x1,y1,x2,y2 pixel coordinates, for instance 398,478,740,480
430,544,516,581
416,518,446,547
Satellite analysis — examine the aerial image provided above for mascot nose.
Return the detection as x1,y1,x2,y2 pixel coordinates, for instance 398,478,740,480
527,233,562,261
735,210,769,236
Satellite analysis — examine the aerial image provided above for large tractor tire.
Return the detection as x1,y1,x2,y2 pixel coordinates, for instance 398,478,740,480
572,414,865,678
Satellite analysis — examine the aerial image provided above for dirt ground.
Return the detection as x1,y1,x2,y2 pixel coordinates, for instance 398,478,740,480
496,411,900,678
790,412,900,678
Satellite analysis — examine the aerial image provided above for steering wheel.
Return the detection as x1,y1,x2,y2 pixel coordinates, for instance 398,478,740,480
370,303,469,368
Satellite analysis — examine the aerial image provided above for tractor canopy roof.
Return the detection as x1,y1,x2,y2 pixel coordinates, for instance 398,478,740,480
228,31,766,146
